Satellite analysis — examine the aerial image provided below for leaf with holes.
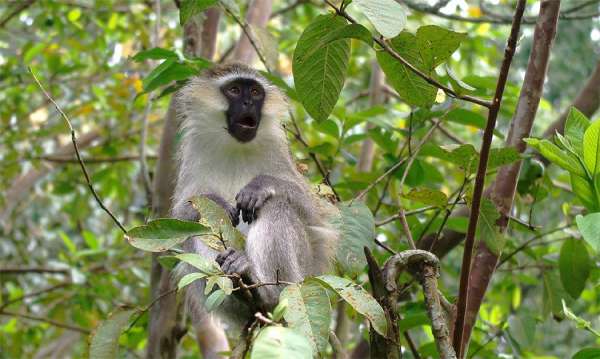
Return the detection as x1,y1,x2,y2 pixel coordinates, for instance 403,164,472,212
293,15,350,121
417,25,466,69
402,187,448,207
314,275,387,336
125,219,210,252
280,282,331,356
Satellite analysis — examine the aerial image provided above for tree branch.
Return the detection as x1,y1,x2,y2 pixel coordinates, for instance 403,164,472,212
324,0,492,109
455,1,560,354
0,309,90,334
453,1,527,356
29,68,127,233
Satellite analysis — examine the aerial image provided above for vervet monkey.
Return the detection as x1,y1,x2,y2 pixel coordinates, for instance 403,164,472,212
171,63,339,329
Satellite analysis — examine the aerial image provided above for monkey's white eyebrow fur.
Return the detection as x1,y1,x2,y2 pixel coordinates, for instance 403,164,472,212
214,72,271,89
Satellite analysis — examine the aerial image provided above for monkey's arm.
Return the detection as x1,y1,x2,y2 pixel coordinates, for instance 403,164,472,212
235,174,316,224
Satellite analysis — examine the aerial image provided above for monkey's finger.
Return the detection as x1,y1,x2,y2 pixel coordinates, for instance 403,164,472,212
248,196,258,212
222,251,241,273
216,248,235,265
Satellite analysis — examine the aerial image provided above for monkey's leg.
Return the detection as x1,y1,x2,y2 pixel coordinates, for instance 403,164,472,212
217,198,310,312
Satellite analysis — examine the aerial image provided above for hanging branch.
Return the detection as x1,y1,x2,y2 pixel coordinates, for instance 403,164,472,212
323,0,492,109
29,68,127,234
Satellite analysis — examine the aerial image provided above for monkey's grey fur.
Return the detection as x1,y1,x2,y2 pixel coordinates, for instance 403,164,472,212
171,63,339,329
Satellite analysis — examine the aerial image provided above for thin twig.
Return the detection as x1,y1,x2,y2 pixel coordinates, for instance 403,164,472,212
0,309,90,334
497,224,573,267
375,206,437,226
354,119,441,202
0,282,71,311
398,209,416,250
0,267,68,274
453,1,527,356
29,68,127,233
323,0,492,109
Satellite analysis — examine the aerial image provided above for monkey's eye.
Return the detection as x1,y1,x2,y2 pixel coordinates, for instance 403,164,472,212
228,86,241,96
250,88,260,97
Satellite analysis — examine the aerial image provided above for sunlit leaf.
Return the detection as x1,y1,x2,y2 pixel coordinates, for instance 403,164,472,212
576,213,600,253
250,326,313,359
280,282,331,355
125,219,209,252
293,15,351,121
353,0,406,38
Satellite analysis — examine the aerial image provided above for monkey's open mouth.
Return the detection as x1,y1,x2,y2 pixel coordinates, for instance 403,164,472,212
238,116,258,129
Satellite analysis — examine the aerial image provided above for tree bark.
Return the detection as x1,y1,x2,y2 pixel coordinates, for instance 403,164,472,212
146,8,224,359
232,0,273,64
357,61,385,173
459,1,561,354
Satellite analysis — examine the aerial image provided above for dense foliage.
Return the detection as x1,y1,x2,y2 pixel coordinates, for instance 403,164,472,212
2,1,600,358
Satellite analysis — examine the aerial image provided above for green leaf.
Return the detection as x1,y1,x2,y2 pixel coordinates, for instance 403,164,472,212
250,326,313,359
402,187,448,207
143,61,199,94
89,309,136,359
180,0,218,26
132,48,178,62
445,108,503,139
583,119,600,175
331,202,376,276
476,198,504,255
486,147,521,171
205,289,227,311
564,108,590,154
416,25,466,69
573,348,600,359
576,213,600,253
542,270,572,319
298,24,373,64
280,282,331,356
157,255,180,270
177,272,207,290
272,298,288,322
353,0,406,38
559,238,591,299
524,138,586,177
377,32,436,108
125,219,210,252
190,196,245,250
570,174,598,211
205,275,233,295
175,253,222,275
293,15,351,121
313,275,387,336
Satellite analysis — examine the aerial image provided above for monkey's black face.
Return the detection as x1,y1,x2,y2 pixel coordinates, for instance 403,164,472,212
221,78,265,143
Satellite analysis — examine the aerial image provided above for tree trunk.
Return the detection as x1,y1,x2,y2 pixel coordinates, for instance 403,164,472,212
357,61,385,173
146,8,224,359
232,0,273,64
459,1,561,354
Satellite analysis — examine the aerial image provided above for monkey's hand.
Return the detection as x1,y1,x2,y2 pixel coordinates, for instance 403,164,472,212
216,248,253,281
236,175,283,223
202,193,239,226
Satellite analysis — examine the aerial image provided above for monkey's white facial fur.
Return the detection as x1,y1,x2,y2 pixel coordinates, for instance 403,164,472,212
177,64,289,150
